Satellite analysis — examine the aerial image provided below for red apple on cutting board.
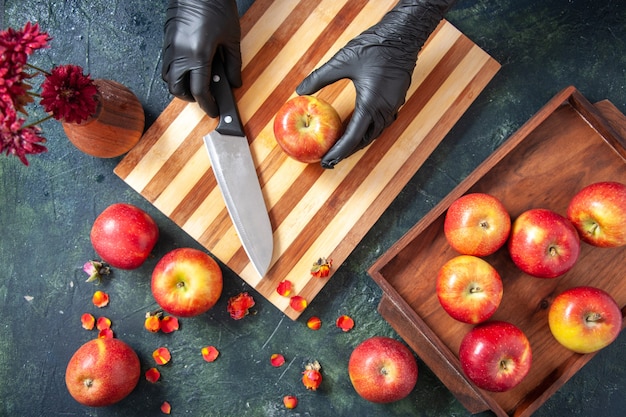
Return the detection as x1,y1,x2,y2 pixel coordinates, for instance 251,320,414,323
65,338,140,407
567,181,626,248
151,247,223,317
444,193,511,256
459,321,532,392
436,255,503,324
273,95,342,163
508,208,580,278
348,336,418,403
548,286,622,354
90,203,159,269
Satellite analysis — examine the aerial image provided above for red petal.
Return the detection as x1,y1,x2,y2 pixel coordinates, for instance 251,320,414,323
276,280,293,297
289,295,307,312
283,395,298,409
160,401,171,414
336,315,354,332
201,346,219,362
270,353,286,367
97,328,114,339
160,316,179,333
96,316,111,330
227,292,255,320
145,367,161,383
153,347,171,365
92,290,109,308
81,313,95,330
306,316,322,330
144,315,161,333
302,361,322,390
311,257,332,278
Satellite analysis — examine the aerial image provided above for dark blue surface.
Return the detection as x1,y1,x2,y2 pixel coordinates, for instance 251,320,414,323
1,1,625,416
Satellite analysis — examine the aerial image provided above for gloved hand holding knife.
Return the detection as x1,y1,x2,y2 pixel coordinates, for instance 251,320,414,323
161,0,456,168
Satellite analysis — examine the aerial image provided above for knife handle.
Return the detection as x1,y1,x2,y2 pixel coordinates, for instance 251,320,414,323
210,52,246,137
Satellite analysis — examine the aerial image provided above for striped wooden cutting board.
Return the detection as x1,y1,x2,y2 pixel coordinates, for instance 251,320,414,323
114,0,500,320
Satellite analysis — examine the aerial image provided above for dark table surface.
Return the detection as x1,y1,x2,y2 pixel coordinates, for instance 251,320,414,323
1,0,625,416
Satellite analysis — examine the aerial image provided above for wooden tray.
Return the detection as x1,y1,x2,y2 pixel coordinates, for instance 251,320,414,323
368,86,626,417
114,0,499,319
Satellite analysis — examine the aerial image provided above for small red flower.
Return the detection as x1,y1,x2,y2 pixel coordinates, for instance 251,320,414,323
83,260,110,283
160,316,179,333
201,346,219,362
81,313,95,330
336,315,354,332
40,64,99,124
97,328,113,339
227,292,255,320
302,361,322,391
144,313,161,333
311,257,332,278
160,401,171,414
270,353,285,367
96,316,111,330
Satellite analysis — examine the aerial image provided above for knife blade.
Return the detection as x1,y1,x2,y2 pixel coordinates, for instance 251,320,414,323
203,53,273,278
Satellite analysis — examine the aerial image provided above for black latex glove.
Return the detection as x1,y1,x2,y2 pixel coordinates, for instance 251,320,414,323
162,0,242,117
296,0,456,168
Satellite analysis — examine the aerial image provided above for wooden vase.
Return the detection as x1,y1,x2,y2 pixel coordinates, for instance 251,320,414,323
63,79,145,158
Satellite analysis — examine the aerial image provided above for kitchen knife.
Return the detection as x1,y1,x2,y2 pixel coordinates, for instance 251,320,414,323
203,53,273,278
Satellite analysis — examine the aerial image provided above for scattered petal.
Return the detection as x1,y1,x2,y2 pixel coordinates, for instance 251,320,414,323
311,257,332,278
336,315,354,332
283,395,298,409
201,346,219,362
24,295,34,302
276,280,293,297
270,353,286,367
160,316,179,333
145,367,161,383
81,313,95,330
289,295,307,312
83,260,111,283
92,290,109,308
153,347,171,365
306,316,322,330
302,361,322,391
160,401,171,414
98,328,114,339
96,316,112,330
144,313,161,333
227,292,255,320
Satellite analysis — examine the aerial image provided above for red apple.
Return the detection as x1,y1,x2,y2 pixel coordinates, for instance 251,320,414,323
548,286,622,354
436,255,503,324
65,338,140,407
444,193,511,256
459,321,532,392
508,208,580,278
273,95,342,163
567,181,626,248
348,336,418,403
90,203,159,269
151,247,223,317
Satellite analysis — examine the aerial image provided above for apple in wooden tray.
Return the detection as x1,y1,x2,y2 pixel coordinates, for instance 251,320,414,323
459,321,532,392
548,286,623,354
65,338,140,407
444,192,511,257
567,181,626,248
151,248,223,317
348,336,418,403
436,255,503,324
508,208,581,278
273,95,343,164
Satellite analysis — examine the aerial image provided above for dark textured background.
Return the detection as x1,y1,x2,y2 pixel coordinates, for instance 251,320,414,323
1,1,625,416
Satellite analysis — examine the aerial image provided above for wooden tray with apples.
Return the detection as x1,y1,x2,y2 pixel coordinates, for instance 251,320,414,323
368,86,626,417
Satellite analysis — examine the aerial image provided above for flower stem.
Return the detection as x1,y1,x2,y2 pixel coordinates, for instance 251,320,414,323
25,62,51,76
24,114,54,128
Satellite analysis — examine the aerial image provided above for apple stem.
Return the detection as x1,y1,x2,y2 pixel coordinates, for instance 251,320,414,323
585,312,603,323
304,114,312,128
499,360,509,371
83,378,94,388
469,286,483,294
